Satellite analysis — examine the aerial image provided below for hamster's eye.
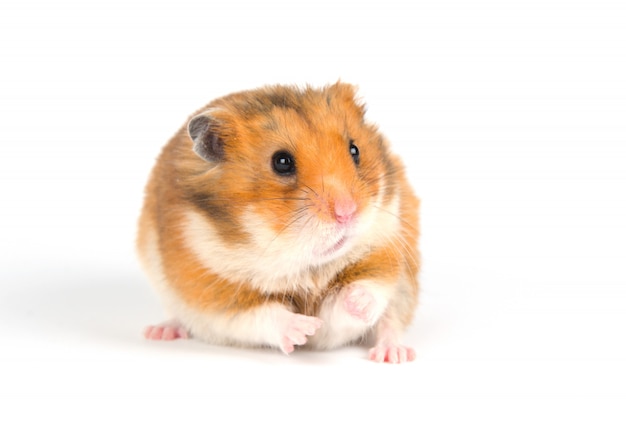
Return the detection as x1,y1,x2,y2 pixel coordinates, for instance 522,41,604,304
272,150,296,176
349,141,360,166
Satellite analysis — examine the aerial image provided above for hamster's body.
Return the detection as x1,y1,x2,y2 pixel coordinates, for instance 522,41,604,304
137,83,420,362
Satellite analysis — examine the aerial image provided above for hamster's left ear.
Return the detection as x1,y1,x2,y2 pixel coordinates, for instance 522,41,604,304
188,113,225,162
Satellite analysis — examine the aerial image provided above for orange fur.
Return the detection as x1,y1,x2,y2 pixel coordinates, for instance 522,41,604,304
137,82,420,357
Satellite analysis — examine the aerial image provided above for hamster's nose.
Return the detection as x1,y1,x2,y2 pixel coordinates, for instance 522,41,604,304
334,198,357,224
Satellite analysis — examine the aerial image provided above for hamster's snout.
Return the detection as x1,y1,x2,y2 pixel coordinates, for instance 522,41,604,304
304,186,360,260
309,178,359,226
308,196,359,261
333,197,357,224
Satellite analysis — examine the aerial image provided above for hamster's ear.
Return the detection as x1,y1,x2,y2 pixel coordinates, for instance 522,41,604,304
187,113,225,162
326,82,366,118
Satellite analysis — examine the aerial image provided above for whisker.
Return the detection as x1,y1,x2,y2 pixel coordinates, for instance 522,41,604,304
368,204,420,269
372,204,419,234
299,181,320,199
255,208,312,261
191,197,311,204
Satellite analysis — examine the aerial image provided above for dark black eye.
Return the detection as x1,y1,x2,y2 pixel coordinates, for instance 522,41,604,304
272,150,296,176
349,141,360,166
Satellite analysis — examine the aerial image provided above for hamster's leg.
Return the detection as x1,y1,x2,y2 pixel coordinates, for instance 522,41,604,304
200,303,323,354
268,307,324,354
368,316,416,363
315,280,415,363
163,298,323,354
144,305,322,353
341,281,387,324
144,319,189,340
341,283,416,363
314,280,389,347
315,248,417,363
143,305,322,355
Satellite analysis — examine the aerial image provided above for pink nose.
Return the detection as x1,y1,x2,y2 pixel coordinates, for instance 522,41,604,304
334,198,357,224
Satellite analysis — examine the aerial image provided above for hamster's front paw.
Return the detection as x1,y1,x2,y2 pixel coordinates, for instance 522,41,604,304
343,284,376,323
341,282,386,325
278,313,323,354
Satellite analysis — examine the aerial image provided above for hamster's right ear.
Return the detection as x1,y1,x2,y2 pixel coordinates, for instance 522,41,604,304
187,113,225,162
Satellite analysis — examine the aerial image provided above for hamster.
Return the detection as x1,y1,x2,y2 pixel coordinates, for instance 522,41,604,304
137,82,420,363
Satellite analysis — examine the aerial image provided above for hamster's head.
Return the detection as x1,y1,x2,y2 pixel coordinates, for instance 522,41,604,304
182,83,404,277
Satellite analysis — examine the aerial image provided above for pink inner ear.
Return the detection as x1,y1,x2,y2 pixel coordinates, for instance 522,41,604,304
189,113,225,163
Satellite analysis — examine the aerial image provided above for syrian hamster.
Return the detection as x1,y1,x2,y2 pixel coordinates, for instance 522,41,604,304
137,82,420,363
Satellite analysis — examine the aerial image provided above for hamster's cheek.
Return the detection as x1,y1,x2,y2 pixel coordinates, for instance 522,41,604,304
182,209,252,278
240,205,338,267
350,187,402,248
239,206,314,266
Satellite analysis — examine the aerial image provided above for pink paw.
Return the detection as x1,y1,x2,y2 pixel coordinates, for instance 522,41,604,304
342,284,377,324
143,319,189,341
369,344,416,364
280,313,323,354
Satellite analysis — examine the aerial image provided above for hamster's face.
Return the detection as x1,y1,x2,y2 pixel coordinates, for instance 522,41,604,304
184,84,402,275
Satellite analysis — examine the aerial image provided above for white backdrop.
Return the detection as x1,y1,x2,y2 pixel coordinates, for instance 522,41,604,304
1,0,625,444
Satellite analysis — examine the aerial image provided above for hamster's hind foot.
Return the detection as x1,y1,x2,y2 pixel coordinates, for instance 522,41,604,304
368,319,416,363
143,319,189,341
368,344,416,363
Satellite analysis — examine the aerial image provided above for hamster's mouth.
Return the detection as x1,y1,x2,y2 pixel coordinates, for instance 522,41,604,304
316,235,348,258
